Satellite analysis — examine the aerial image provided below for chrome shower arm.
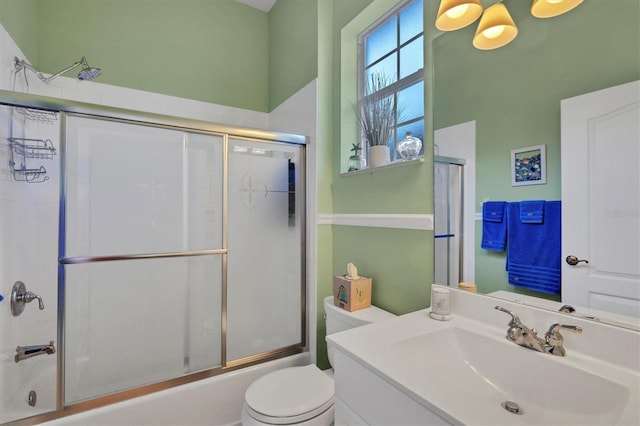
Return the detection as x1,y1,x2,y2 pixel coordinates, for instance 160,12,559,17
40,58,86,83
15,56,82,83
14,56,99,84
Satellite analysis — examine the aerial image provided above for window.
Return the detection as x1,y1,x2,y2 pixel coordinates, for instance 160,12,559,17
359,0,424,161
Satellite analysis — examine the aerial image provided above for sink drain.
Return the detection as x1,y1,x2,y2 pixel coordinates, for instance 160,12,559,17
501,400,523,415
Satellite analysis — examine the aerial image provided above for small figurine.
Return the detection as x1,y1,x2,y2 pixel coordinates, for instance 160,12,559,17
348,143,366,172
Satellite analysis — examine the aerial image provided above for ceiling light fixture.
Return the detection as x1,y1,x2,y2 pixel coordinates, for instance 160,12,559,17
531,0,583,18
435,0,483,31
473,3,518,50
436,0,583,50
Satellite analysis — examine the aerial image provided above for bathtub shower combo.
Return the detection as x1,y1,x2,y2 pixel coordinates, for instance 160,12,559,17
0,91,307,424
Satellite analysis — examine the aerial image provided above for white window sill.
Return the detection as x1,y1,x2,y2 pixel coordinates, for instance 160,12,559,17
341,157,424,176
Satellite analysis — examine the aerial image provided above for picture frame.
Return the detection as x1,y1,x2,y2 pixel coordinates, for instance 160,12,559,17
511,144,546,186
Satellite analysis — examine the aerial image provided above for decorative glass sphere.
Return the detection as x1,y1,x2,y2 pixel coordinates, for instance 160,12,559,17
397,132,422,161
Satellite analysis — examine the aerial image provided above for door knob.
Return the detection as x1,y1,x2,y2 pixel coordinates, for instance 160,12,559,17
566,255,589,266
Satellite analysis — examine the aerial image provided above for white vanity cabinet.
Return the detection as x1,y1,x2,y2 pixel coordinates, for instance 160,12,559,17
333,349,450,425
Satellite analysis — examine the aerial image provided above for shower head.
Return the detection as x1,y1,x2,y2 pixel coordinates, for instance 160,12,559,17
77,58,102,80
14,56,102,84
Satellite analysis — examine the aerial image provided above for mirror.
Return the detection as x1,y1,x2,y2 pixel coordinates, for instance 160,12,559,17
432,0,639,329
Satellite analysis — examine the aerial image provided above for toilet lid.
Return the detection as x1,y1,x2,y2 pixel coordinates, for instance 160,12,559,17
245,365,334,424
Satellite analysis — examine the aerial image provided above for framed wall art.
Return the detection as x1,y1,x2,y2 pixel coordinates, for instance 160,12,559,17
511,144,546,186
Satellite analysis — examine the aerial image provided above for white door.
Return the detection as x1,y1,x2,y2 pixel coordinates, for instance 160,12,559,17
561,80,640,318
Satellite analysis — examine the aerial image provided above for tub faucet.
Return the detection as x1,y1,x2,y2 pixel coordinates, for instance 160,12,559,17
15,341,56,363
494,306,546,352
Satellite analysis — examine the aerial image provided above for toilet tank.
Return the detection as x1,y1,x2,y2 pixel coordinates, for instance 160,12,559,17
323,296,395,367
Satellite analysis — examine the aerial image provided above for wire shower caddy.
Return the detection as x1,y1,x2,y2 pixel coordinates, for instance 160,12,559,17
5,108,58,183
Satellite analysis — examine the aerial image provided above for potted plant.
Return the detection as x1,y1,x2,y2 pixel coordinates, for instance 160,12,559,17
356,72,399,168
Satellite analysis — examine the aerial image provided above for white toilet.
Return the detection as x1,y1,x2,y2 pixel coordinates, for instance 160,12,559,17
241,296,396,425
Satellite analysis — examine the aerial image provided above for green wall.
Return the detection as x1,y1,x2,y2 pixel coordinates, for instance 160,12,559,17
314,0,334,370
433,0,640,296
0,0,38,63
0,0,323,112
311,0,435,370
1,0,271,111
329,0,434,313
0,0,326,113
268,0,318,111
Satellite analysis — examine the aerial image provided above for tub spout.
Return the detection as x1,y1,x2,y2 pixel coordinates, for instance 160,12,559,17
15,341,55,363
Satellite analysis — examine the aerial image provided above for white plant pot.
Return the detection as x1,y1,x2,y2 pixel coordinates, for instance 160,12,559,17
369,145,390,168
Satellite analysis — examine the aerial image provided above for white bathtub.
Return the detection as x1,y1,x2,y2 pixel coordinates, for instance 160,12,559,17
42,353,310,426
0,359,57,424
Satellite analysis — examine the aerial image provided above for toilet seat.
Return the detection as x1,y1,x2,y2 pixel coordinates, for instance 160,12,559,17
244,365,334,425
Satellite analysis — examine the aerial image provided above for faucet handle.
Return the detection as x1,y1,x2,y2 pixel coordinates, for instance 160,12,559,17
546,323,582,338
559,304,576,313
505,324,524,342
10,281,45,316
495,305,521,326
545,323,583,356
23,291,45,310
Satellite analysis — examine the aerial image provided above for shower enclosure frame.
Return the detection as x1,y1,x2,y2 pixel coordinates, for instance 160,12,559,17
0,89,308,424
434,155,465,287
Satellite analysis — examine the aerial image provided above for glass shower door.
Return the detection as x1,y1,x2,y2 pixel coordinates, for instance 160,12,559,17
226,138,305,362
62,115,224,403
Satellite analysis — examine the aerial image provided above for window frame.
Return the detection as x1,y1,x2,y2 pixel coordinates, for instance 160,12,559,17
357,0,424,161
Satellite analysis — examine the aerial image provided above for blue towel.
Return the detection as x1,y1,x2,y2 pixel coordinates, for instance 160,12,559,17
481,201,507,252
520,200,545,223
506,201,561,295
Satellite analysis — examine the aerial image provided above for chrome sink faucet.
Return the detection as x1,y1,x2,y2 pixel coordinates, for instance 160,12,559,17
495,306,582,356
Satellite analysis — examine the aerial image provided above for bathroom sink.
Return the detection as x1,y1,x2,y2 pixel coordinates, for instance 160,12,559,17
389,326,630,425
328,287,640,425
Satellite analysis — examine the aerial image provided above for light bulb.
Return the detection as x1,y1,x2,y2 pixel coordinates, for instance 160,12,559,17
444,4,469,19
482,25,506,39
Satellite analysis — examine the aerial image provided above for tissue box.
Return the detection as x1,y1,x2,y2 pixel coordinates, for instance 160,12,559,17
333,275,372,312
